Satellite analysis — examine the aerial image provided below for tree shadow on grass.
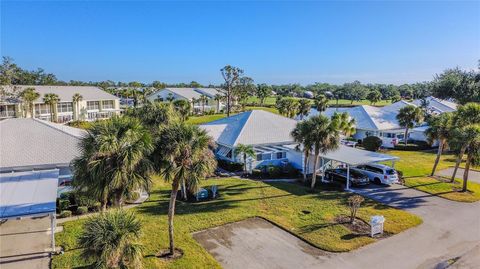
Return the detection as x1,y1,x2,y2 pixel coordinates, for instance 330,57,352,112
264,181,348,202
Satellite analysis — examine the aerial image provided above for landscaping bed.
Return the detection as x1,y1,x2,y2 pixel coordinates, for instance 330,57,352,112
51,177,421,268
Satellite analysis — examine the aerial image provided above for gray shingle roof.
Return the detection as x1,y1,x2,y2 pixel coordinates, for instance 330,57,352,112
0,118,86,171
2,85,119,103
199,110,297,147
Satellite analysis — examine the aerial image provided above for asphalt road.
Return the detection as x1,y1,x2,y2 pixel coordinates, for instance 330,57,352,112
194,184,480,269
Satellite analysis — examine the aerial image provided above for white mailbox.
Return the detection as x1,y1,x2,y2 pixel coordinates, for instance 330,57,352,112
370,215,385,237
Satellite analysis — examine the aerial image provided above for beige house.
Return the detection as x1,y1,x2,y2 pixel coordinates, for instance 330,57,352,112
147,87,225,113
0,85,120,123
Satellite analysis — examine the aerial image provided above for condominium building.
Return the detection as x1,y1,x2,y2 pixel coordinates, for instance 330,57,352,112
0,85,121,123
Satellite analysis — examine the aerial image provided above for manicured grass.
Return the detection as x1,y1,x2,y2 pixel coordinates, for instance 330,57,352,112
185,114,226,125
244,106,280,114
246,96,392,107
52,178,421,268
384,150,480,202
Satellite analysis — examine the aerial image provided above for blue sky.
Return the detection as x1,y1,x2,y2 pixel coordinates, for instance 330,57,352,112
1,1,479,85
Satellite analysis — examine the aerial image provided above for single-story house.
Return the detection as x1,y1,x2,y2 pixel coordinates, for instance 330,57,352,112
0,118,86,195
309,97,457,148
147,87,226,113
200,110,399,186
0,85,121,123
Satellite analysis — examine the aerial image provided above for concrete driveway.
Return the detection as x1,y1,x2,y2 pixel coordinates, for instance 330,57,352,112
436,167,480,183
0,216,52,269
194,184,480,269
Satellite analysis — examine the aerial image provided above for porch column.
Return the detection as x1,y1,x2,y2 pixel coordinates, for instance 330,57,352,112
346,165,350,191
320,158,325,183
50,213,56,252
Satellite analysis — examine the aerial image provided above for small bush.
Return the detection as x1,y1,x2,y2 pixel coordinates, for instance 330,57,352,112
251,169,262,178
59,199,71,211
75,195,97,207
59,210,72,218
217,159,244,172
348,195,365,223
363,136,383,152
394,140,431,151
91,202,102,212
76,206,88,215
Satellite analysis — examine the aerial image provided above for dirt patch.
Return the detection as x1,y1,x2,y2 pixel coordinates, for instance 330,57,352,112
156,248,184,261
334,215,370,235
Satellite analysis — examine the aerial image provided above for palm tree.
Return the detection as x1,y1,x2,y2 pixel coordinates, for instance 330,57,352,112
331,112,356,137
126,101,179,130
199,95,208,114
304,115,340,189
459,124,480,192
235,144,256,174
297,99,311,119
152,122,216,255
214,93,224,113
450,103,480,181
291,120,314,182
173,99,191,121
19,87,39,118
425,112,453,176
72,116,153,210
396,105,424,146
314,94,329,112
72,93,83,121
78,209,143,268
43,93,60,122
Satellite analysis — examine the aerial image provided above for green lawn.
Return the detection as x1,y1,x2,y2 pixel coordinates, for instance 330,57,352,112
246,96,392,107
384,150,480,202
185,106,280,125
52,178,421,268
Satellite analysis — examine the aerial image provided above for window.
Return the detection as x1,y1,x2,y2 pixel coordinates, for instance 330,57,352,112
256,153,272,161
35,104,50,115
276,152,286,159
57,102,73,113
102,100,114,109
87,101,100,110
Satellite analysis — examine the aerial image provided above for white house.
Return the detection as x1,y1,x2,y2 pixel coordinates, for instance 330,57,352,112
0,85,121,123
147,87,225,113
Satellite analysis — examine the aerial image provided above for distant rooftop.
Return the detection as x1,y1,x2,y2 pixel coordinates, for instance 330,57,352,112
0,118,86,171
149,87,224,100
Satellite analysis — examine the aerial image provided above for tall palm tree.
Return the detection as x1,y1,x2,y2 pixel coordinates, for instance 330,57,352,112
214,93,224,113
19,87,39,118
297,99,311,119
425,112,453,176
304,115,340,189
78,209,143,268
314,94,329,112
43,93,60,122
291,120,314,182
72,93,83,121
199,95,208,114
126,101,179,130
459,124,480,192
235,144,256,174
152,123,216,255
173,99,191,121
450,103,480,181
72,116,153,210
396,105,424,146
331,112,356,137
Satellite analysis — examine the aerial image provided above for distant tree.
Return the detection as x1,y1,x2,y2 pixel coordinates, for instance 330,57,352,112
396,105,424,146
235,144,256,174
235,76,255,111
314,94,329,112
152,80,167,90
43,93,60,122
276,98,299,118
78,209,143,268
344,81,368,104
425,113,453,176
432,67,479,104
173,99,191,121
221,65,243,117
0,56,19,85
189,81,202,88
199,95,208,114
72,93,83,121
213,93,224,112
19,87,39,118
297,99,311,119
256,83,272,104
391,93,402,103
126,102,179,130
367,90,382,105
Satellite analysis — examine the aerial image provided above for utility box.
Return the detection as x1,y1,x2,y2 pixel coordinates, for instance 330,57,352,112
370,215,385,237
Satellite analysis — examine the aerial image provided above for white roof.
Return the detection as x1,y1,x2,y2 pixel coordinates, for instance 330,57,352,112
0,169,59,219
285,144,399,166
0,118,86,171
2,85,119,103
150,87,224,101
411,96,457,114
199,110,298,147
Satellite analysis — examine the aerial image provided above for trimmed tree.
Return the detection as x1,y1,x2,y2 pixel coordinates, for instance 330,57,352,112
396,105,424,146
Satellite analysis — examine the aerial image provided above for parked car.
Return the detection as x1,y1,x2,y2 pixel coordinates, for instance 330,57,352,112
324,168,370,187
353,163,399,185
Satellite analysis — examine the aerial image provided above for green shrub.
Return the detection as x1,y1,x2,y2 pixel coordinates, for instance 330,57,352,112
251,169,262,178
76,206,88,215
67,120,92,129
59,210,72,218
363,136,383,151
91,202,102,212
59,199,71,211
394,140,431,151
217,159,243,172
127,192,140,202
75,194,97,207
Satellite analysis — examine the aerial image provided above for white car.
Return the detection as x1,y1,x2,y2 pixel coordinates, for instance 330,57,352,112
353,163,399,185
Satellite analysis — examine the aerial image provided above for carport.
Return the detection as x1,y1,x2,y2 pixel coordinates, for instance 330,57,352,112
318,145,399,190
0,169,59,252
